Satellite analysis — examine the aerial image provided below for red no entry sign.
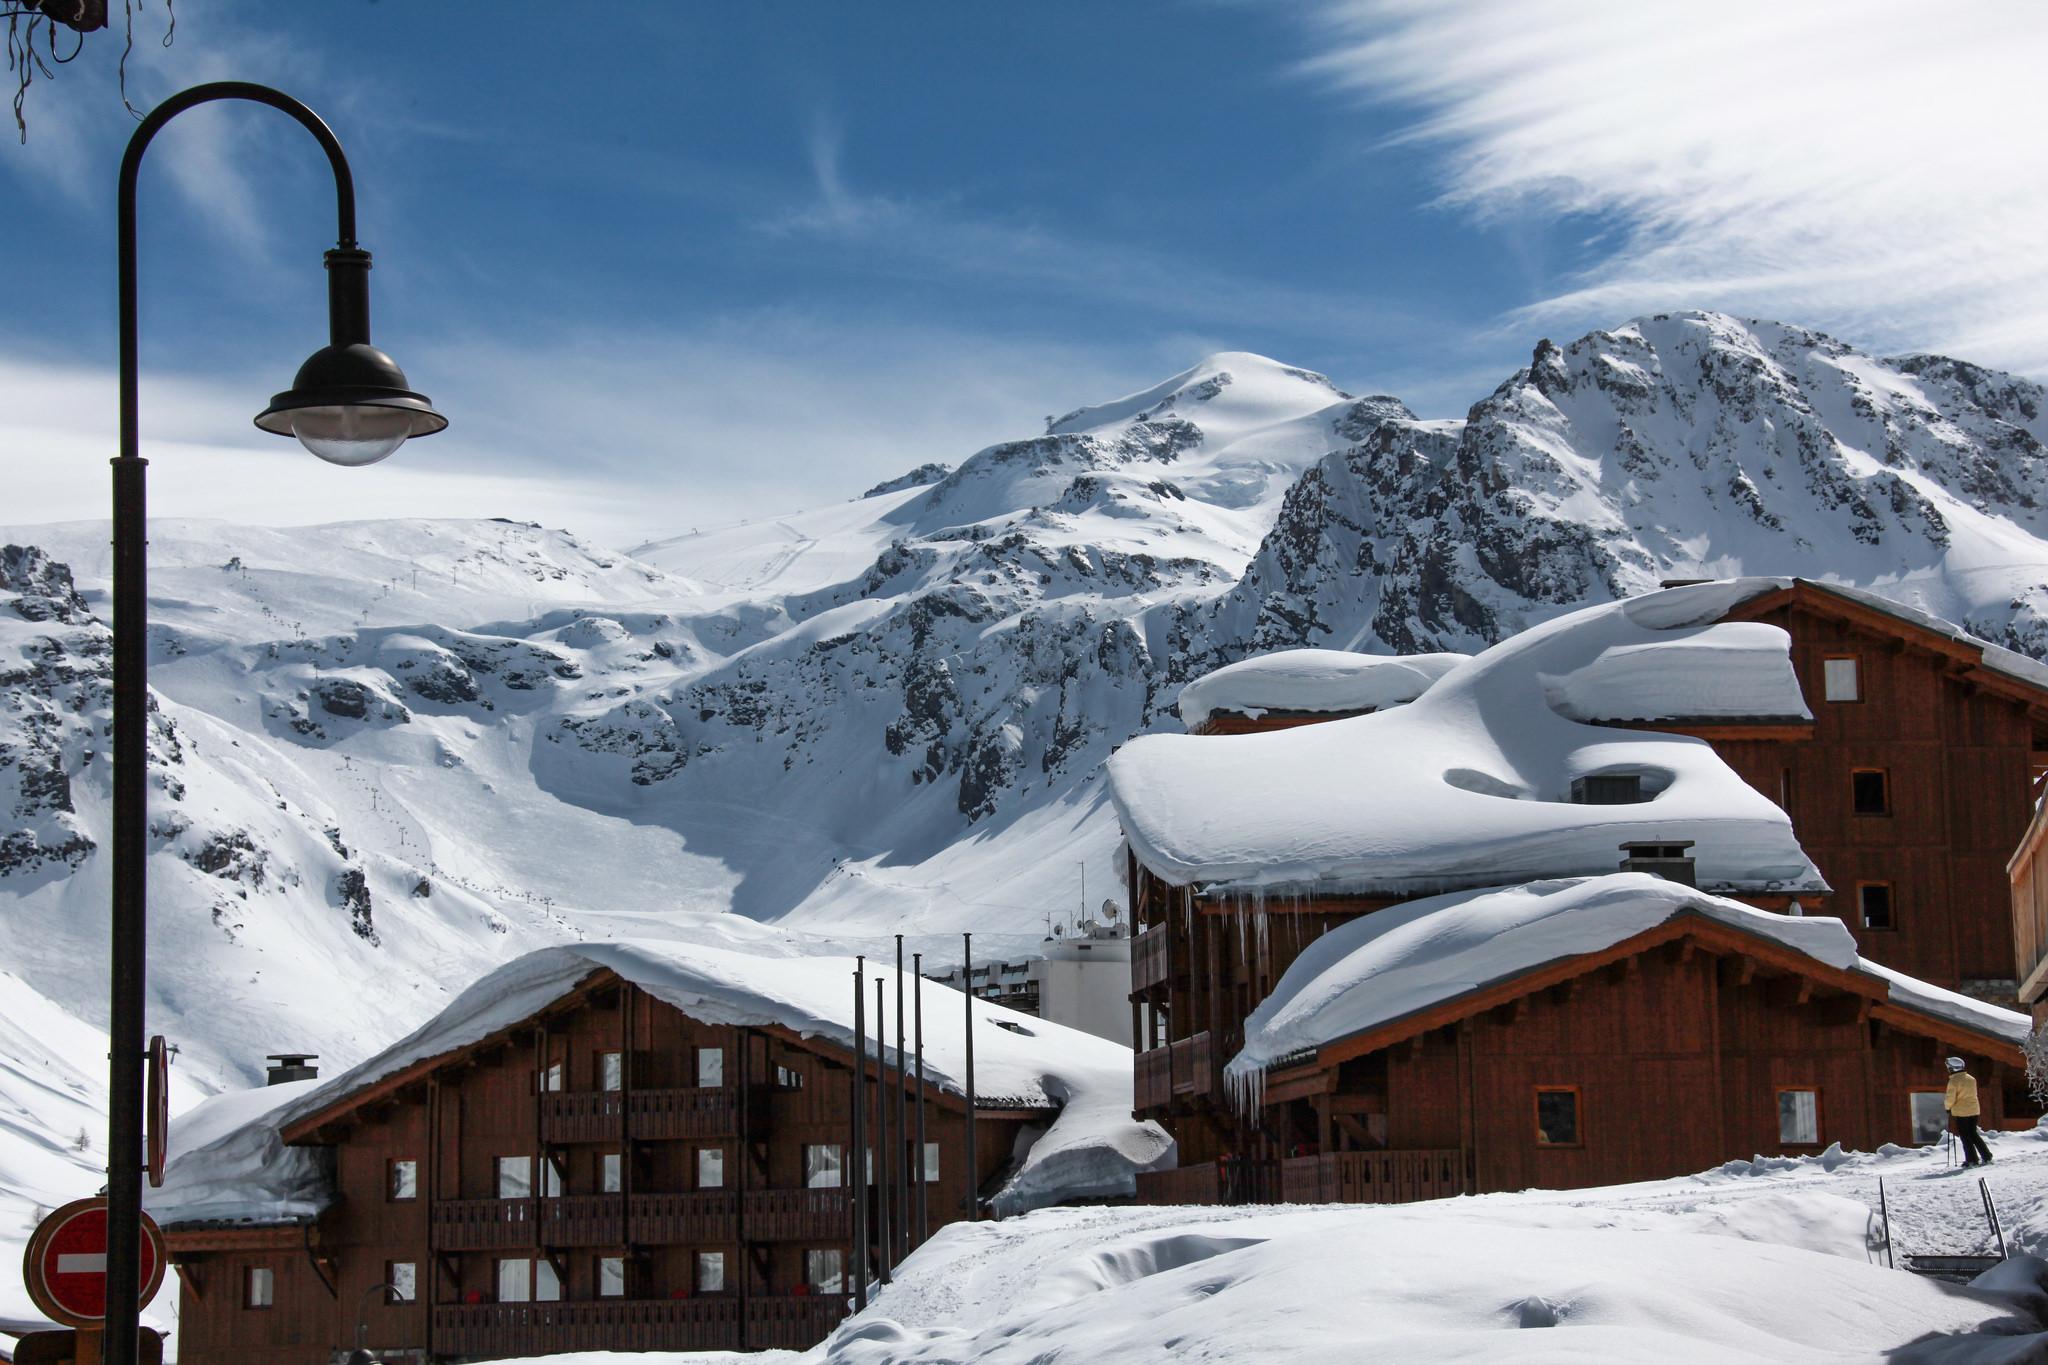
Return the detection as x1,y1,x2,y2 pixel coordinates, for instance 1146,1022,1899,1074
22,1198,166,1328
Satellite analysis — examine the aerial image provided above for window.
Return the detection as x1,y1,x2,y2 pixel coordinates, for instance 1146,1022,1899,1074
1534,1087,1580,1146
387,1262,416,1304
1778,1088,1820,1145
1852,769,1890,815
539,1061,563,1093
245,1266,274,1309
696,1251,725,1293
776,1063,804,1089
496,1156,532,1200
697,1147,725,1189
805,1248,845,1294
1823,656,1860,702
1910,1092,1948,1146
599,1255,626,1298
804,1143,845,1189
599,1051,623,1092
541,1155,564,1198
1779,767,1794,809
536,1259,561,1303
697,1046,724,1088
601,1152,622,1194
920,1142,940,1183
1571,774,1645,805
388,1159,418,1202
497,1258,530,1304
1859,882,1895,931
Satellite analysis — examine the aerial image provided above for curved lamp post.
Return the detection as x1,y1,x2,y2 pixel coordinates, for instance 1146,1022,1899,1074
108,82,445,1365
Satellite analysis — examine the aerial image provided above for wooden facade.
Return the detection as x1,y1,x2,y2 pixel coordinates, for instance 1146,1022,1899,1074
1141,913,2030,1205
2008,798,2048,1025
164,972,1041,1363
1681,582,2048,1003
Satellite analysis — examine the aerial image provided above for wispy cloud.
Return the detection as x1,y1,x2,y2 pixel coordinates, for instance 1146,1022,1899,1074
763,109,1434,347
1300,1,2048,373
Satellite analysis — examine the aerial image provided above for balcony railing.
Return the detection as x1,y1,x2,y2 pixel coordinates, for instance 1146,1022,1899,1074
1278,1150,1466,1205
1134,1031,1219,1112
431,1197,536,1251
434,1298,743,1356
628,1086,741,1140
628,1191,739,1244
541,1090,626,1144
743,1188,851,1242
747,1296,850,1350
538,1194,624,1247
1132,925,1172,993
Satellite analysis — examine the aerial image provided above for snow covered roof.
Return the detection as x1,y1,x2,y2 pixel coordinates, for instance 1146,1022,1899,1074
1109,583,1826,896
1224,874,2030,1102
1176,649,1468,727
150,941,1170,1225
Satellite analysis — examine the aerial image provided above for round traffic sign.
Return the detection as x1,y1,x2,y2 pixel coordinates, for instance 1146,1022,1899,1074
21,1197,166,1327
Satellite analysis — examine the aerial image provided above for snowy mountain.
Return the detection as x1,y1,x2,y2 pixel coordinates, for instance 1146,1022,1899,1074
1208,312,2048,656
5,313,2048,1132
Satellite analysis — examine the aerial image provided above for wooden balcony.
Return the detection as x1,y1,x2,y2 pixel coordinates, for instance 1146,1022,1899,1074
628,1191,738,1244
431,1197,536,1251
433,1297,742,1356
538,1194,624,1247
743,1188,851,1242
541,1090,626,1143
747,1295,850,1350
1132,925,1172,993
1278,1149,1466,1205
1134,1031,1220,1112
628,1086,740,1140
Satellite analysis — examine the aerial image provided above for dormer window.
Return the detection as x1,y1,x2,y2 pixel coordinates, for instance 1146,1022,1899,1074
1572,774,1645,805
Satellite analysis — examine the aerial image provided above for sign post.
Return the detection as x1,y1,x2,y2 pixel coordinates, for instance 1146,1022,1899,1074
145,1036,170,1190
22,1198,167,1358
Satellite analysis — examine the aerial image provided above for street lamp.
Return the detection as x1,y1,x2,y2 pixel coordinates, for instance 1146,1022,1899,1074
107,82,445,1365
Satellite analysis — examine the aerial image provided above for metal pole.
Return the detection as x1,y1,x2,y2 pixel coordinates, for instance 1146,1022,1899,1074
874,977,892,1283
963,932,977,1222
850,959,866,1311
110,84,358,1365
913,952,928,1244
894,934,908,1263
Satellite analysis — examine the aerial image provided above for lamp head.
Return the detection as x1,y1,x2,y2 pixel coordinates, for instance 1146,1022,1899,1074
254,341,447,467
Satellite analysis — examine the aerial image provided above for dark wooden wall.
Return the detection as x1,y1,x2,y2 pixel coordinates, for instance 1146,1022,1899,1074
1709,600,2038,998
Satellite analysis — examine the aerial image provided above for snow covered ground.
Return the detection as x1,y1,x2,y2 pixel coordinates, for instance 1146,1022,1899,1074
487,1128,2048,1365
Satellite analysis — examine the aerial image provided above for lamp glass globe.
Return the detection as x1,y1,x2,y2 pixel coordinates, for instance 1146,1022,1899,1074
288,404,413,467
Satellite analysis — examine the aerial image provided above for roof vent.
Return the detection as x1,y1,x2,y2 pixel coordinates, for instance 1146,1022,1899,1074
266,1053,319,1086
1619,840,1696,887
1572,774,1647,805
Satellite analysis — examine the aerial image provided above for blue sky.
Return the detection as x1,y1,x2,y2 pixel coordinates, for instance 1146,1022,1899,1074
6,1,2046,545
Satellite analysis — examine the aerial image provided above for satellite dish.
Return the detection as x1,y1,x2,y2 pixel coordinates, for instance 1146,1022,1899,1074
1102,899,1119,921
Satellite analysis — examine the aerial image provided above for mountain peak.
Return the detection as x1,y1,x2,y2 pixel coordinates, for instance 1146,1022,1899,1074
1047,352,1351,438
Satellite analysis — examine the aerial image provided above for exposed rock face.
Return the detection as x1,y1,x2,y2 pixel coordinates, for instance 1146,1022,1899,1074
861,463,953,498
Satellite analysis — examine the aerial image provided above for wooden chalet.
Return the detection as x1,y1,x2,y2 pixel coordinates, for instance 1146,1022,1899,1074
1217,890,2034,1207
1115,579,2048,1205
1644,579,2048,1004
2008,797,2048,1026
159,958,1064,1363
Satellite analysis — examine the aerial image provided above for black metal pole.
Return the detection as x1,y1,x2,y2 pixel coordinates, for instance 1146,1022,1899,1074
913,952,928,1244
894,934,907,1262
874,976,892,1284
111,83,358,1365
850,959,866,1311
963,932,977,1223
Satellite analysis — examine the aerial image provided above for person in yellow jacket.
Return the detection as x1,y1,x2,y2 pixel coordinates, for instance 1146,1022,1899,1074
1945,1056,1993,1167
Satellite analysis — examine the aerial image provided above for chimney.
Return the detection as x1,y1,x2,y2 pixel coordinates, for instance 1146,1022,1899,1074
266,1053,319,1086
1618,840,1696,887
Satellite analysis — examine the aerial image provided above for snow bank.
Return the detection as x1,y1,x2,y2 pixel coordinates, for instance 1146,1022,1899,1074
1224,875,1861,1095
1109,583,1823,896
147,1079,329,1227
1176,649,1467,727
154,941,1170,1224
1542,622,1812,723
